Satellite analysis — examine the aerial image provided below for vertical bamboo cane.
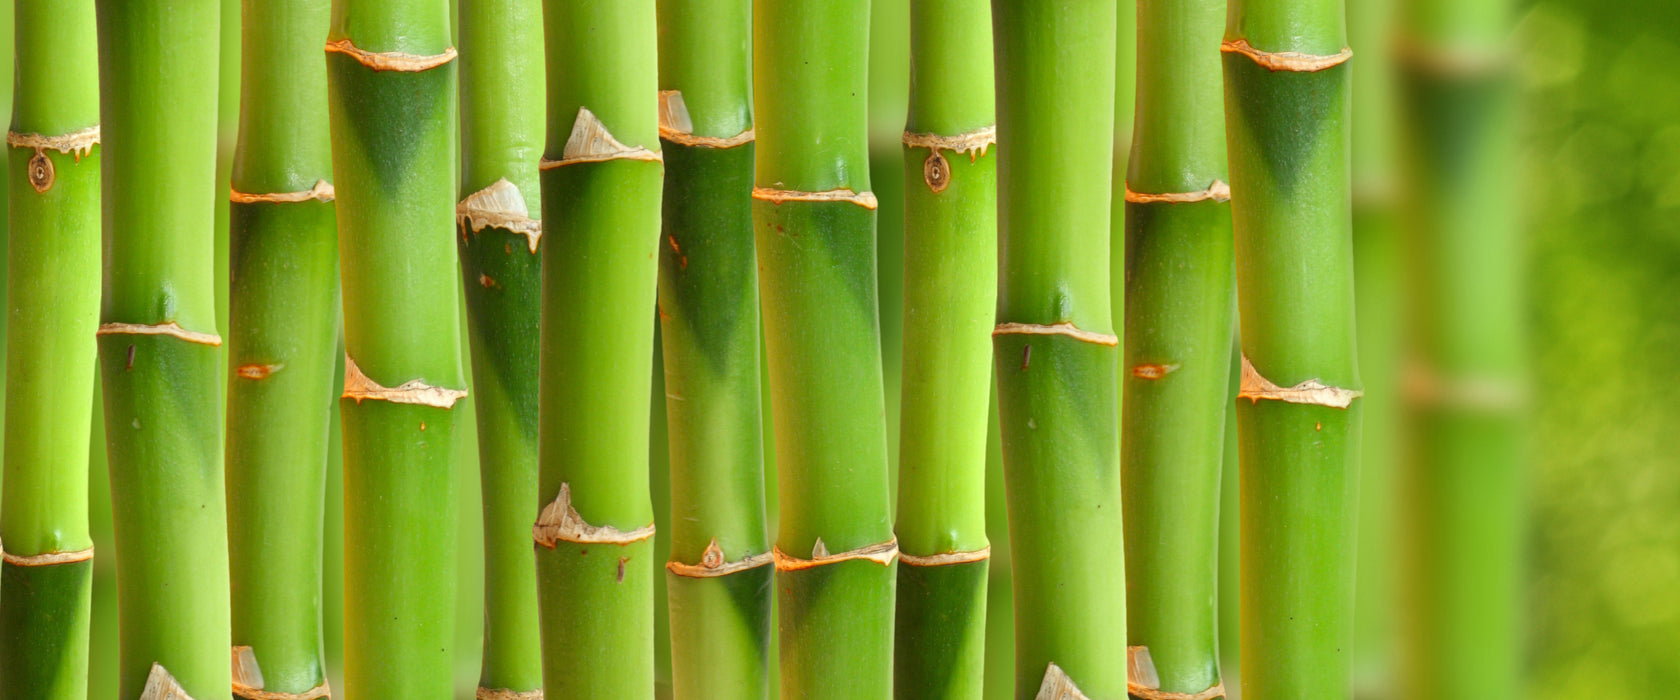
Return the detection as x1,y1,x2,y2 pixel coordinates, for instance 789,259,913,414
1222,0,1362,697
94,0,231,697
1119,0,1234,692
655,0,771,697
1394,0,1522,696
990,1,1126,698
325,1,467,697
457,0,545,696
0,2,100,699
893,0,996,698
754,0,897,697
531,0,662,697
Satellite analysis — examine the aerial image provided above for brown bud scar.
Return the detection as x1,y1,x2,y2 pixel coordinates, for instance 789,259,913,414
230,180,335,205
532,482,656,548
1021,344,1031,370
324,38,456,72
98,322,223,347
1221,39,1352,72
1131,363,1180,379
541,107,662,169
617,557,627,582
140,663,194,700
0,544,93,567
476,689,544,700
341,354,467,408
126,344,136,370
458,179,541,253
1127,646,1226,700
1125,180,1231,204
479,274,497,289
923,152,951,192
1035,663,1092,700
28,151,53,192
1237,354,1362,409
898,546,991,567
231,646,334,700
657,91,755,149
772,537,898,572
667,538,774,578
902,125,997,160
751,187,879,210
7,125,101,160
236,363,283,380
993,321,1119,347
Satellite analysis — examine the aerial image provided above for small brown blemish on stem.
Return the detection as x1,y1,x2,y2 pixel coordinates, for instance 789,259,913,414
236,363,283,380
617,557,627,582
1132,363,1180,380
125,345,136,370
479,274,497,289
923,151,950,193
28,151,53,192
1021,344,1031,370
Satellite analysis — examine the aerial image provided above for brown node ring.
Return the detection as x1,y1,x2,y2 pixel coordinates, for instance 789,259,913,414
1221,39,1352,72
476,688,543,700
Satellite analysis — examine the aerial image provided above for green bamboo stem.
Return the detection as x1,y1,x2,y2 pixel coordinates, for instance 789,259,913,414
1394,1,1521,697
990,2,1125,698
0,2,99,698
893,0,995,697
457,0,545,695
753,1,896,697
531,1,662,697
325,1,466,697
654,0,771,698
1221,1,1362,697
94,0,231,698
224,1,338,697
1119,0,1234,693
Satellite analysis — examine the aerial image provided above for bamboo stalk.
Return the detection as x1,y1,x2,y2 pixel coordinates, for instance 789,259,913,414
0,2,100,699
94,0,231,698
990,2,1126,698
1394,0,1522,696
223,1,338,698
654,0,771,697
325,0,466,697
531,0,662,697
457,0,545,696
1222,0,1362,697
753,1,896,697
893,0,995,697
1119,0,1234,693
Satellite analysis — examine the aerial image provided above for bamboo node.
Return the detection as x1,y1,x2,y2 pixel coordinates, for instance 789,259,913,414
898,546,991,567
1124,180,1231,204
1126,646,1225,700
902,125,997,160
230,180,335,204
1221,39,1352,72
751,186,879,210
532,483,656,548
541,107,662,169
324,38,456,72
231,646,332,700
0,543,93,567
1237,354,1362,409
476,688,543,700
97,322,222,347
657,91,755,149
1035,663,1092,700
340,354,467,408
458,178,542,253
140,663,194,700
993,322,1119,347
7,125,100,157
667,539,774,578
772,537,898,572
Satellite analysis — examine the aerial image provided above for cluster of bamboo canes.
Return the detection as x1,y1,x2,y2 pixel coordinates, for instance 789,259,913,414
0,0,1521,699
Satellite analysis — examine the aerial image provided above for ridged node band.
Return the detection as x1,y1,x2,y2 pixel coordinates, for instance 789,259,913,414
6,125,100,156
1125,180,1230,204
340,354,467,408
1127,646,1225,700
476,688,543,700
772,537,898,572
231,646,331,700
98,322,223,347
993,321,1119,347
324,38,456,72
540,106,661,168
902,125,996,159
458,178,542,253
657,90,754,149
141,663,193,700
751,187,879,210
1237,354,1362,409
0,543,93,567
666,539,773,578
1221,39,1352,72
898,546,990,567
230,180,335,204
532,483,656,548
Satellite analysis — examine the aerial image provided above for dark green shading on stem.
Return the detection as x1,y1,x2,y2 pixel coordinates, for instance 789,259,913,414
894,0,996,697
458,0,544,694
533,0,662,698
656,0,770,696
1394,0,1523,697
1119,0,1233,694
0,2,99,698
326,1,466,697
990,1,1126,697
1222,1,1363,697
754,1,896,697
95,0,231,697
224,0,337,696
